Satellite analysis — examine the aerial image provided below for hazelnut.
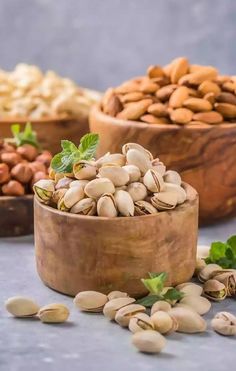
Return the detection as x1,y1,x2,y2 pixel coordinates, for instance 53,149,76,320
36,151,52,167
28,161,46,173
11,163,33,183
2,143,16,153
2,180,25,196
1,152,22,168
31,171,48,187
17,144,38,161
0,163,10,184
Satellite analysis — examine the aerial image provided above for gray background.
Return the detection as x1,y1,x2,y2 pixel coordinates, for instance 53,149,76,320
0,0,236,91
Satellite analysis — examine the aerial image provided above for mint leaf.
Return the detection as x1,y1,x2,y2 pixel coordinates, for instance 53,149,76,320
163,288,184,301
61,140,77,153
205,235,236,269
78,133,99,160
227,236,236,256
209,242,227,261
11,122,39,148
136,295,162,308
141,272,167,295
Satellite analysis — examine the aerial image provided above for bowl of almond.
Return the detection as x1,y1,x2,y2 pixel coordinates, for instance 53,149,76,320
0,64,101,154
89,57,236,224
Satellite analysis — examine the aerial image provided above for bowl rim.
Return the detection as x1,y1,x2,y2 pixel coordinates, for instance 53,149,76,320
92,103,236,130
34,182,198,222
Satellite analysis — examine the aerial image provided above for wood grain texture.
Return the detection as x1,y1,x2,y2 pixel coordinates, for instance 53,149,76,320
34,183,198,297
0,115,89,155
0,195,33,237
89,104,236,224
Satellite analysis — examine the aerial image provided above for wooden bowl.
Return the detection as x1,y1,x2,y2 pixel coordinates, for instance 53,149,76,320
89,104,236,224
0,195,33,237
34,183,198,297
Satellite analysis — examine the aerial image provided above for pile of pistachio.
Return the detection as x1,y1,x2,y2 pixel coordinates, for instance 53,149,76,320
33,142,187,216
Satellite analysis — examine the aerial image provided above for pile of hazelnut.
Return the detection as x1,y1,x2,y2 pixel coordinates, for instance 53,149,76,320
0,140,51,196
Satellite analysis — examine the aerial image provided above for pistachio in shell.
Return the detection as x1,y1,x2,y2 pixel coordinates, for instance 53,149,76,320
33,179,55,204
168,307,207,333
151,310,178,334
5,296,39,317
151,159,166,176
122,165,141,183
203,279,227,301
84,178,115,199
115,304,146,327
69,179,89,189
98,165,129,186
164,182,187,204
129,313,154,333
143,169,165,193
114,190,134,216
38,303,69,323
134,200,158,215
179,295,211,315
163,170,181,185
151,191,178,211
211,312,236,336
126,149,152,175
73,160,97,180
58,185,84,211
198,264,222,283
176,282,203,296
103,297,136,320
55,177,73,190
97,193,118,217
70,197,97,216
96,153,126,168
122,143,153,161
107,291,129,300
211,271,236,296
51,188,67,205
74,291,108,312
127,182,148,202
132,330,166,354
151,300,172,315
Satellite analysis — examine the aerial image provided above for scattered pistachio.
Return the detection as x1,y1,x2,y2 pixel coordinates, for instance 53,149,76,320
203,279,227,301
38,303,69,323
107,291,129,301
103,297,136,320
150,300,172,315
211,312,236,336
132,330,166,354
74,291,108,312
179,295,211,315
115,304,146,327
198,264,222,283
129,313,154,333
151,310,178,334
176,282,203,296
168,307,207,333
211,271,236,297
5,296,39,317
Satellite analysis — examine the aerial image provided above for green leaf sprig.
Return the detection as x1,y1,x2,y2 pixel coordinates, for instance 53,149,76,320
51,133,99,173
136,272,184,308
11,122,39,148
205,235,236,269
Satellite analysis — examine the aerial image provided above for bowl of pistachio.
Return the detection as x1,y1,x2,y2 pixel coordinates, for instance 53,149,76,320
0,63,101,154
89,57,236,224
33,133,198,297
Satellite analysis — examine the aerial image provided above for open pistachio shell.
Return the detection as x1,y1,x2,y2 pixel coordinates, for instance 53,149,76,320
203,279,227,301
163,170,182,185
212,312,236,336
127,182,148,202
33,179,55,204
132,330,166,354
151,191,178,211
122,165,141,183
164,183,187,204
134,200,158,215
59,185,84,210
168,307,207,333
143,169,165,193
96,153,126,168
97,193,118,217
151,301,172,315
98,165,130,186
198,264,222,282
122,143,153,161
84,178,115,199
74,291,108,312
129,313,154,333
212,271,236,296
126,149,152,175
179,295,211,315
151,159,166,176
103,297,136,320
115,304,146,327
70,198,97,216
51,188,67,205
73,160,97,180
114,190,134,216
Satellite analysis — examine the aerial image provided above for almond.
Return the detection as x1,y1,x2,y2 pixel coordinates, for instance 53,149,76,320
102,88,115,110
198,81,221,96
170,108,193,124
222,81,236,93
179,67,218,85
115,80,140,94
193,111,223,124
163,63,172,77
189,64,205,73
216,75,231,85
147,103,168,117
116,99,152,120
147,65,165,78
103,93,123,117
156,84,177,101
188,120,210,127
216,92,236,105
140,114,170,125
170,57,189,84
215,103,236,119
151,76,170,86
204,92,216,105
187,88,200,97
120,92,145,103
139,79,159,94
169,86,189,108
183,97,212,112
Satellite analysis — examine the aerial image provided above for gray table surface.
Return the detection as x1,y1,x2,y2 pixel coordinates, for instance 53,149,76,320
0,218,236,371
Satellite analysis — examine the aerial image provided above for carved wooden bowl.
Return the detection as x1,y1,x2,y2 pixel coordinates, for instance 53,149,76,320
0,195,33,237
34,183,198,297
89,104,236,224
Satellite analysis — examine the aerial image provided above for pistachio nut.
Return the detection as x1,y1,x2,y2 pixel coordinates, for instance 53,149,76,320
103,297,136,320
70,197,97,216
122,143,153,161
126,149,152,175
115,304,146,327
98,165,129,186
127,182,148,202
176,282,203,296
51,188,67,205
197,244,211,259
151,310,178,334
179,295,211,315
211,312,236,336
38,303,70,323
129,313,154,334
163,170,182,185
58,185,84,211
74,291,108,312
5,296,39,317
150,300,172,315
97,193,118,217
132,330,166,354
107,291,129,301
69,180,89,189
134,200,158,215
151,159,166,176
198,264,222,283
203,279,227,301
143,169,165,193
96,153,126,168
151,192,178,211
33,179,55,204
164,183,187,204
55,177,73,190
194,258,207,276
73,160,97,180
122,165,141,183
84,178,115,199
114,190,134,216
212,271,236,296
168,307,207,333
